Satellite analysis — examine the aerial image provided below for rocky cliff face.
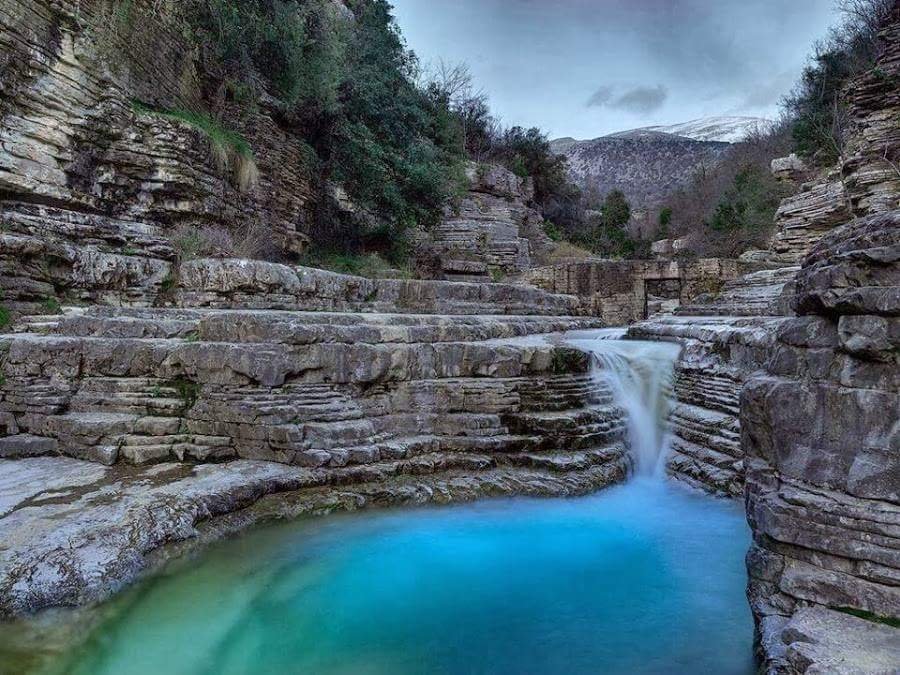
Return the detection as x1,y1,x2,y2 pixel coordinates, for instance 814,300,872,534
414,163,552,282
0,0,314,318
743,211,900,672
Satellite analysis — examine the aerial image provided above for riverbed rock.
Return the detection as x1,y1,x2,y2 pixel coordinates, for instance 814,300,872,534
0,453,627,617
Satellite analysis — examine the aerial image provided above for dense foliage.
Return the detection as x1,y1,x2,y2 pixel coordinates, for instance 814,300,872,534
659,126,793,256
181,0,468,259
783,0,894,165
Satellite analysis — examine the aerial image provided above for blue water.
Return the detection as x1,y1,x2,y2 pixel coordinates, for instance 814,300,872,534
48,478,754,675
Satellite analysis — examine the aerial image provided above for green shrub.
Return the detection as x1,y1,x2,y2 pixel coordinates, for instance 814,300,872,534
298,251,407,278
543,221,563,242
0,307,10,331
600,190,631,229
171,378,201,411
657,207,672,238
132,101,252,158
709,164,787,234
41,297,61,314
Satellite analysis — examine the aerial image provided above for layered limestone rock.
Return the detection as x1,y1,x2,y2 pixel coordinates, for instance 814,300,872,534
756,173,852,267
743,210,900,672
0,249,589,321
0,306,621,468
174,258,586,316
0,262,634,615
0,0,314,275
629,315,787,497
841,9,900,217
415,163,552,281
676,266,800,317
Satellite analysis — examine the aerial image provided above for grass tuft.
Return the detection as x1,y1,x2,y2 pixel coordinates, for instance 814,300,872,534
834,607,900,629
298,252,409,279
41,297,61,314
132,101,258,191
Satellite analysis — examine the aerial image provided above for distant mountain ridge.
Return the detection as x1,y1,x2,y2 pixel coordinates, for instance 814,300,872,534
550,116,769,209
636,116,773,143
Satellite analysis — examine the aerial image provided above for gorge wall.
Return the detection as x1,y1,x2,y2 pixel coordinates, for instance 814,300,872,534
743,211,900,672
415,163,553,282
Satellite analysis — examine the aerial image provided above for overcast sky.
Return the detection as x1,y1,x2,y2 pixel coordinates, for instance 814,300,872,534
390,0,841,139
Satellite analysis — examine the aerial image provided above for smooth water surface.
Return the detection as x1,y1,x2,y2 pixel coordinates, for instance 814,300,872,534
45,479,753,675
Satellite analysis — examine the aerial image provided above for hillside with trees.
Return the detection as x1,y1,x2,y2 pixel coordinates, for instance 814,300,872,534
654,0,896,257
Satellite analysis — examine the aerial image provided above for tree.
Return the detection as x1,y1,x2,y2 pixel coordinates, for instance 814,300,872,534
601,190,631,228
783,0,894,165
657,207,672,237
706,163,789,255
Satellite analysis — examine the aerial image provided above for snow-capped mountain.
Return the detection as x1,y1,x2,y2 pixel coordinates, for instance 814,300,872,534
549,116,772,209
639,116,773,143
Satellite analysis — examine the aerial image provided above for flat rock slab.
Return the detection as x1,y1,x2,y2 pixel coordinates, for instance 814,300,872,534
783,607,900,675
0,457,317,617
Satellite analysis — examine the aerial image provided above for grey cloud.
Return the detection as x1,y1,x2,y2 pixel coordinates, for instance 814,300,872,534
586,86,614,107
586,84,668,115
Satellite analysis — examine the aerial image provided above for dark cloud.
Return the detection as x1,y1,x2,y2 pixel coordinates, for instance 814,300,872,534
586,86,614,108
586,85,668,115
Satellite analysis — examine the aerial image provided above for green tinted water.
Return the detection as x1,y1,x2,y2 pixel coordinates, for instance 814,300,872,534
27,478,753,675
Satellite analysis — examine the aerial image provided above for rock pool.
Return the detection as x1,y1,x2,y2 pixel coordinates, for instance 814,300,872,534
23,476,753,675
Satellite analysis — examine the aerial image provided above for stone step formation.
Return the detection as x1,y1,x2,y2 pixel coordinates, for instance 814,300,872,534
0,270,635,616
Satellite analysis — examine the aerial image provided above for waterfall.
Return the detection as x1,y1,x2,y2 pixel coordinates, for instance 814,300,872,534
565,330,680,477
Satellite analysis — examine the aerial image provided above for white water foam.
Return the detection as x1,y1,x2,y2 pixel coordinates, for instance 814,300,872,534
565,330,681,477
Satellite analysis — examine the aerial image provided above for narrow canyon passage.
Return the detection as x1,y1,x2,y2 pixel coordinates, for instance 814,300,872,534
4,332,754,675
